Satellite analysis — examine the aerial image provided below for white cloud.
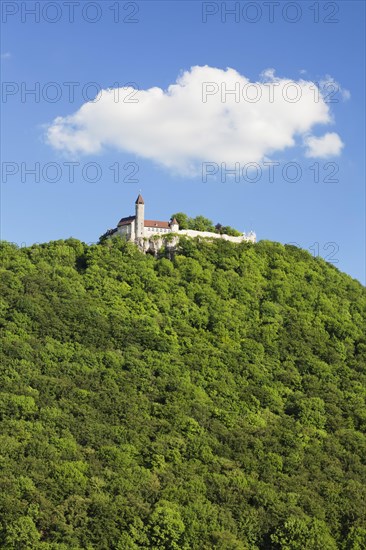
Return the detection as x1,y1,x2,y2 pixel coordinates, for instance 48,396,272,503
319,75,351,102
46,65,344,175
260,67,277,80
304,132,344,158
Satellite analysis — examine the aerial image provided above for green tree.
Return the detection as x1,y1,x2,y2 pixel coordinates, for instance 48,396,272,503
171,212,189,229
149,501,186,549
271,516,338,550
4,516,40,549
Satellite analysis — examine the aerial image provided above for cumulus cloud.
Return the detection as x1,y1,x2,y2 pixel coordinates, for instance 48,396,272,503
46,65,345,175
304,132,344,158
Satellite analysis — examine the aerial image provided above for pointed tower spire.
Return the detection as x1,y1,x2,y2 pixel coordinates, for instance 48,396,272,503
135,194,144,205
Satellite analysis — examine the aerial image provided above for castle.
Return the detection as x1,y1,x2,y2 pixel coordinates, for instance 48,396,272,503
103,195,256,250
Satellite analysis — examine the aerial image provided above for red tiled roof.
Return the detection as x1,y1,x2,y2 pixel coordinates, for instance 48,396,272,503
117,215,135,227
144,220,170,229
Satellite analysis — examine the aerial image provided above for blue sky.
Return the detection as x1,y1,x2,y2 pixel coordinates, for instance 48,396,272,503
1,0,365,283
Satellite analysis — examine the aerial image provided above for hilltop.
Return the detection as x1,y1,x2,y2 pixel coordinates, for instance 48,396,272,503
0,237,365,549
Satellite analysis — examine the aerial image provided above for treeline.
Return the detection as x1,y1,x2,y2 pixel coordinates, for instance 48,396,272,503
171,212,243,236
0,236,365,549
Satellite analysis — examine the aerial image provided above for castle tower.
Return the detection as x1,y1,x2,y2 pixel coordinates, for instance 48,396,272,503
135,194,145,239
170,217,179,232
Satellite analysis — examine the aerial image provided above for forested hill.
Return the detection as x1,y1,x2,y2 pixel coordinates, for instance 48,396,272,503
1,237,366,550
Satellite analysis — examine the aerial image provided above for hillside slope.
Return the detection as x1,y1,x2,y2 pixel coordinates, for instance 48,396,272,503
0,237,365,549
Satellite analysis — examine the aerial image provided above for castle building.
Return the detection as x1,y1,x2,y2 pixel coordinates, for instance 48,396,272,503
110,194,179,239
103,195,256,245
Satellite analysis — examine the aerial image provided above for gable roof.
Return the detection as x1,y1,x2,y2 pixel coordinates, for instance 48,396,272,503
144,220,171,229
117,215,135,227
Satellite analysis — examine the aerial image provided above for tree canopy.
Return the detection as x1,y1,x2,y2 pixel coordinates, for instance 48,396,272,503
0,237,365,549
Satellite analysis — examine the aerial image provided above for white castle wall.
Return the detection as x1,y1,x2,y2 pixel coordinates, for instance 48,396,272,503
115,226,256,246
177,229,256,243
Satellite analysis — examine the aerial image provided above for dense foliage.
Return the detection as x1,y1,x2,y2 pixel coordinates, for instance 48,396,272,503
0,237,365,549
171,213,242,236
